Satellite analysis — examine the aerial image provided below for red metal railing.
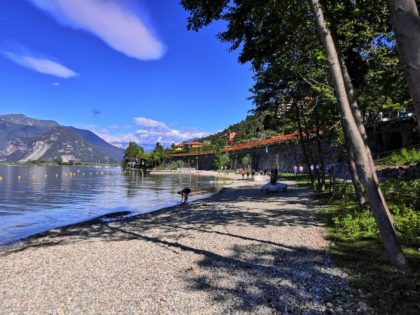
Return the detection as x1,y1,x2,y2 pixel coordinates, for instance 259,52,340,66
165,131,306,157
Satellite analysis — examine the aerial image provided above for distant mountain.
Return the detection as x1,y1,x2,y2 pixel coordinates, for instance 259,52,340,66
68,127,124,162
0,114,59,129
0,114,60,149
0,114,124,163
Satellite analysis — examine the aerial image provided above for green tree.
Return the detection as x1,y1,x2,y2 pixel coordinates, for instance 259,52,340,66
241,154,251,168
123,141,144,167
181,0,409,269
152,142,165,166
215,152,230,169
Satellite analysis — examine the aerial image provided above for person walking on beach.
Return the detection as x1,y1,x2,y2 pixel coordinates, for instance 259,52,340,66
240,168,244,179
178,187,191,203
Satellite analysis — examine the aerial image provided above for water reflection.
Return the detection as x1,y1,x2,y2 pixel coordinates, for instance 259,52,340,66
0,165,218,245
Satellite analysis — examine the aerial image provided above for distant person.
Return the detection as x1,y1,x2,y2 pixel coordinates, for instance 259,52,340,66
246,168,250,179
310,164,315,172
326,163,332,177
240,168,244,179
270,168,278,185
251,169,256,178
178,187,191,203
293,165,298,176
299,165,304,174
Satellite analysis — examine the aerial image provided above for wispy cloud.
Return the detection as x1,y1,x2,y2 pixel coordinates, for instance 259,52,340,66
2,51,78,78
134,117,168,129
86,117,211,149
27,0,165,60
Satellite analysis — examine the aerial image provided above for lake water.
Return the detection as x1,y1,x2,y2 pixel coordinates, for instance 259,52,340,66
0,165,219,246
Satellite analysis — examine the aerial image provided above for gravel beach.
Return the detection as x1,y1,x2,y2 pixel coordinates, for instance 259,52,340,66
0,180,367,314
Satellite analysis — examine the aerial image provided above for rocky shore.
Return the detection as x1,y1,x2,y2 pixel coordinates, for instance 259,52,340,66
0,180,367,314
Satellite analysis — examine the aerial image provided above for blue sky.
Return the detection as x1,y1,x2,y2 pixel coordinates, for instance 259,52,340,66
0,0,254,148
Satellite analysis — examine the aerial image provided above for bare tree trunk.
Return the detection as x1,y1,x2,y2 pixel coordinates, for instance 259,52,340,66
388,0,420,132
301,101,319,190
314,101,326,191
310,0,409,270
343,126,367,208
294,103,316,190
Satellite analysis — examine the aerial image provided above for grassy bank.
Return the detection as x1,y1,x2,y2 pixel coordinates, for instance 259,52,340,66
280,173,420,314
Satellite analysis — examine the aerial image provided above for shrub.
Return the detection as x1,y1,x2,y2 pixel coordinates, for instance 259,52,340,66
332,210,379,238
381,148,420,166
171,160,185,170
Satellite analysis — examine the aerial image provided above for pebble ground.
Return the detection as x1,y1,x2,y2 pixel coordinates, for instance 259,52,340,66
0,181,368,314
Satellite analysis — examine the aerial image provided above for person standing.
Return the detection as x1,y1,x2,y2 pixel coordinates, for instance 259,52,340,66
270,168,278,185
293,165,298,175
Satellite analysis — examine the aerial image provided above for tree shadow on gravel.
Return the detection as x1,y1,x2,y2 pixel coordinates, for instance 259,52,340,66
1,185,363,313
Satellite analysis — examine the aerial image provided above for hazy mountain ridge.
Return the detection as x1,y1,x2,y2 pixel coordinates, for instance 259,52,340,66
0,114,124,163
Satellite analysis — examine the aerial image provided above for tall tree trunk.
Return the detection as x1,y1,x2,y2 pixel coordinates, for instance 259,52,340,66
343,125,367,208
388,0,420,132
314,100,326,192
294,103,316,190
310,0,409,270
301,101,320,190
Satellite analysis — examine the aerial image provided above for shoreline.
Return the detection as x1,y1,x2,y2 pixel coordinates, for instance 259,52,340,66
0,179,366,314
0,177,257,253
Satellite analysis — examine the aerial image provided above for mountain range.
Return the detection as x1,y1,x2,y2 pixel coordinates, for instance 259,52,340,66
0,114,124,164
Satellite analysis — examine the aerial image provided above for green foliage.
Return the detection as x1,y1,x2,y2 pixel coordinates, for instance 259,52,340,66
328,179,420,246
165,149,188,154
189,144,214,153
215,152,230,169
380,148,420,166
171,160,185,170
241,154,251,167
332,209,379,238
124,141,143,160
381,179,420,209
322,182,420,314
152,142,165,166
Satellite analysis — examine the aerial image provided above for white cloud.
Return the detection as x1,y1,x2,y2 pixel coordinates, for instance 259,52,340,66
86,117,211,149
27,0,165,60
2,51,78,78
52,81,61,86
134,116,168,129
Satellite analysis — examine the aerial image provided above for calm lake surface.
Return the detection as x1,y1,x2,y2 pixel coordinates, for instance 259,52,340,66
0,165,219,246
